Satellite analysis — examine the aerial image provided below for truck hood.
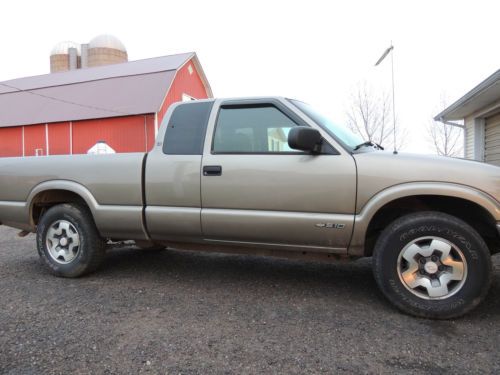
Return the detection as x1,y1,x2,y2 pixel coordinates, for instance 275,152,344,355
353,151,500,211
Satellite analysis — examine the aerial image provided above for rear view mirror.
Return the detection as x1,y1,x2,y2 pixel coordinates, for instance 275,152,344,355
288,127,322,153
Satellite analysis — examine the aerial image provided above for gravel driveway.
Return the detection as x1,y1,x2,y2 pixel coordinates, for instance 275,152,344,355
0,226,498,374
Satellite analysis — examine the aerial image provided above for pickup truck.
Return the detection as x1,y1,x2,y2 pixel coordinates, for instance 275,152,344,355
0,97,499,319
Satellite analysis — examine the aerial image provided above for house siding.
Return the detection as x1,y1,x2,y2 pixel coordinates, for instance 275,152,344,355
464,115,475,159
485,112,500,166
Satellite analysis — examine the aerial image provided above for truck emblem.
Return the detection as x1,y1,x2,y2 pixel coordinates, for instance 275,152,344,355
315,223,345,229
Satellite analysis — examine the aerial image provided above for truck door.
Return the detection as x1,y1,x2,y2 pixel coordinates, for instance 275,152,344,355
200,99,357,252
145,101,214,242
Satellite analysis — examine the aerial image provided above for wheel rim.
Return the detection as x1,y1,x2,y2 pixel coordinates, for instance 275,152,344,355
45,220,81,264
397,236,468,300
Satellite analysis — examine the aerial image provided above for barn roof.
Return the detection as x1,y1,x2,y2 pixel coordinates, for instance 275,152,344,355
0,52,211,127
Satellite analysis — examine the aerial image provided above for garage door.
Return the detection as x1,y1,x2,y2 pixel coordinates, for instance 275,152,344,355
485,113,500,167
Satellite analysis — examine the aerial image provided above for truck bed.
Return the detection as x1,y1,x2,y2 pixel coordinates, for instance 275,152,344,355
0,153,146,237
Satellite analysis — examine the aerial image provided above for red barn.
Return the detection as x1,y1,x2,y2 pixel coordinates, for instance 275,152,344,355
0,52,212,157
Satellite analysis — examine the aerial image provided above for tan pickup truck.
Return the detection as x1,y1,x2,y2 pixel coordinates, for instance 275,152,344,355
0,97,499,319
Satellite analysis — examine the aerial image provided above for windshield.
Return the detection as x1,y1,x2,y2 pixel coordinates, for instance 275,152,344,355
289,99,363,150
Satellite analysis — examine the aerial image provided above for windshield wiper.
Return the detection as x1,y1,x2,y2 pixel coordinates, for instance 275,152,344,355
353,140,384,151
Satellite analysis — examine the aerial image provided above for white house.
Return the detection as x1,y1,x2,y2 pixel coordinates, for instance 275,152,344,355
434,69,500,166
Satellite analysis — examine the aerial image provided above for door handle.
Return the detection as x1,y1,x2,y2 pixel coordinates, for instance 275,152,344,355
203,165,222,176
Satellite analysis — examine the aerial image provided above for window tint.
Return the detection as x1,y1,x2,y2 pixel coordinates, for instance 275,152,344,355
213,106,299,153
163,101,213,155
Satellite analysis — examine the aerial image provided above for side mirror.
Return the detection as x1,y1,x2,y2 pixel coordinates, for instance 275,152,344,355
288,127,322,153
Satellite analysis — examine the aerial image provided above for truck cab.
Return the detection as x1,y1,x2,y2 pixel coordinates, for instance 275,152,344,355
145,98,357,252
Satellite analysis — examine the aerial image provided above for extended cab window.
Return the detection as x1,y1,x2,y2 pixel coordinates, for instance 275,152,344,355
163,101,213,155
213,105,300,153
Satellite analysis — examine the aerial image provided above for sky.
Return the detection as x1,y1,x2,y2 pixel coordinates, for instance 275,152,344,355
1,0,499,154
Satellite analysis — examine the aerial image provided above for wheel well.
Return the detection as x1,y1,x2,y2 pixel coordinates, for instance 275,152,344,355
364,195,500,256
31,190,89,225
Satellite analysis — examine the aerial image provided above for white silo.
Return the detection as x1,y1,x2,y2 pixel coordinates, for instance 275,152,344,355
87,34,128,67
50,41,81,73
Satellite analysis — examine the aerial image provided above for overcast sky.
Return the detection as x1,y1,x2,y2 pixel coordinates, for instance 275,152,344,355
1,0,499,154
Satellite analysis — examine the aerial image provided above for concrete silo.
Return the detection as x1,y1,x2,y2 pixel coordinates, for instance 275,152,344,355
50,41,81,73
87,34,128,67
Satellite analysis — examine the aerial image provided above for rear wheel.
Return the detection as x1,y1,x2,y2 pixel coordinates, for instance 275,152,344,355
37,203,106,277
373,212,492,319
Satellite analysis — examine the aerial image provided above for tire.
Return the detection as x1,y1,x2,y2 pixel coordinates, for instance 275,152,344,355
372,211,492,319
36,203,106,278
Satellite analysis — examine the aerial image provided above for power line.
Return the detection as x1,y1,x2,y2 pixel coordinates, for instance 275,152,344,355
0,82,131,116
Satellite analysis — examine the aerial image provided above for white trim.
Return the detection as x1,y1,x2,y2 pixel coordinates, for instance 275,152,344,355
155,54,213,117
69,121,73,155
154,112,158,138
473,101,500,119
45,123,49,156
190,54,213,97
156,53,194,117
21,126,25,157
463,123,467,158
182,93,196,101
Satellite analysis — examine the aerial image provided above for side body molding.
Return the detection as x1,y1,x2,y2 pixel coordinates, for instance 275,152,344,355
348,182,500,256
26,180,147,240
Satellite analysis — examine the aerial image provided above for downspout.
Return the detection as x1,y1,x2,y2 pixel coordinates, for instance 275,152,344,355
436,117,466,157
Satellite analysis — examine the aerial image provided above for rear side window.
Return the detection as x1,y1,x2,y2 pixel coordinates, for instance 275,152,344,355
163,101,213,155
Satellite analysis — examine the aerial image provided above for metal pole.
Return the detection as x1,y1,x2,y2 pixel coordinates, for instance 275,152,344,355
390,43,397,154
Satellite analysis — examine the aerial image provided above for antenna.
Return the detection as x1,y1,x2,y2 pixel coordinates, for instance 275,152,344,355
375,42,397,154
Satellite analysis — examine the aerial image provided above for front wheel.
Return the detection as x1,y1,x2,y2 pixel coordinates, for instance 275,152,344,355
373,212,492,319
36,203,106,278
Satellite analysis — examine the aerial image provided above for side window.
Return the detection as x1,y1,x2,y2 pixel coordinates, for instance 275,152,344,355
163,101,213,155
213,105,300,153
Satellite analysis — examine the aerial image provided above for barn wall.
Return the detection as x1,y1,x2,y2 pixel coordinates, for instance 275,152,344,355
145,114,156,151
72,115,150,154
157,58,210,127
48,122,71,155
0,127,23,157
0,114,155,157
24,124,47,156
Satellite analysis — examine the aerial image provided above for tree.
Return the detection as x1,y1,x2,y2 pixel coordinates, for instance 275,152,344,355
427,98,463,157
345,82,407,150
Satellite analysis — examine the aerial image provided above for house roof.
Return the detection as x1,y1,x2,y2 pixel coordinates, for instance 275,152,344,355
434,69,500,121
0,52,212,127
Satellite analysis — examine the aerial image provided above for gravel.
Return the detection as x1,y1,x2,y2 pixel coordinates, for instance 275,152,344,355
0,226,499,374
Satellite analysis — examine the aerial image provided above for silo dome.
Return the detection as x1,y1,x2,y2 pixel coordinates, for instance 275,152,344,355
89,34,127,52
50,41,81,56
50,41,81,73
88,34,128,67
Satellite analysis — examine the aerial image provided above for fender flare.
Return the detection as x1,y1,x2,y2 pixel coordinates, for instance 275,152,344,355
26,180,100,226
349,182,500,255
